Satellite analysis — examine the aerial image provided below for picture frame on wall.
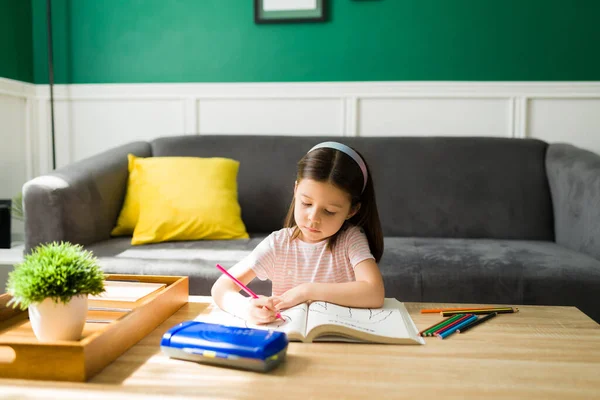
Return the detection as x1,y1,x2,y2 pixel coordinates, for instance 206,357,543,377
254,0,327,24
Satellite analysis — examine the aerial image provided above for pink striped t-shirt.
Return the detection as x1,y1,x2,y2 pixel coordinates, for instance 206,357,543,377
246,225,375,296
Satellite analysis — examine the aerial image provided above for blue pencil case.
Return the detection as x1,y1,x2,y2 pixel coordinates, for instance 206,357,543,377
160,321,289,372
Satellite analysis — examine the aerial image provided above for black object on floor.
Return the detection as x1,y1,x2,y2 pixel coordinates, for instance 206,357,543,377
0,200,11,249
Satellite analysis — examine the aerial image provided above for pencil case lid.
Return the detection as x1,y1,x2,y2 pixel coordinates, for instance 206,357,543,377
161,321,288,360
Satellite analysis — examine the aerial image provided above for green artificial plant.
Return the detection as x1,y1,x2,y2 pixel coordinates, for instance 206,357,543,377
11,192,24,221
6,242,105,310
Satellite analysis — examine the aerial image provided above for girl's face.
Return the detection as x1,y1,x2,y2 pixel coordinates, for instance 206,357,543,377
294,179,359,243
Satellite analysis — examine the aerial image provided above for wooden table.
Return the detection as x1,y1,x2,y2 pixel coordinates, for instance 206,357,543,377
1,296,599,399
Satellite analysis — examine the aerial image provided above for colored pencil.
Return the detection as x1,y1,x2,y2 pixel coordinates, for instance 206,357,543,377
418,318,448,337
419,314,463,337
216,264,284,321
437,315,478,339
441,307,517,317
431,314,473,337
458,312,498,333
421,306,508,314
423,314,465,337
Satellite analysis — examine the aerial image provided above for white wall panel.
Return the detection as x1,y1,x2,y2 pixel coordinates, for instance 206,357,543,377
17,81,600,175
0,78,34,244
198,98,343,135
527,99,600,155
359,97,511,137
54,99,185,166
0,94,27,199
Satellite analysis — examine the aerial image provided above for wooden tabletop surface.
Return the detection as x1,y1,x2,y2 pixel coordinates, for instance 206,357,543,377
1,296,599,399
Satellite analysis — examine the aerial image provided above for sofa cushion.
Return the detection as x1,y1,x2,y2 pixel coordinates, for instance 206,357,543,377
381,237,600,322
151,135,554,240
127,156,249,244
111,154,142,236
87,235,600,322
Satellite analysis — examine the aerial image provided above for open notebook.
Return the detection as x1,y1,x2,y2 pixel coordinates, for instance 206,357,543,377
195,298,425,345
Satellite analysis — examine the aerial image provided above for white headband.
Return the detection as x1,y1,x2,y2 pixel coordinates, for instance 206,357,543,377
307,141,368,193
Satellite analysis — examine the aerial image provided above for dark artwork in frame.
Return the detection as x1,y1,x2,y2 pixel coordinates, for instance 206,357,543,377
254,0,327,24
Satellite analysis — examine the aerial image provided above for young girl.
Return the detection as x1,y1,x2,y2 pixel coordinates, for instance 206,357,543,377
211,141,385,325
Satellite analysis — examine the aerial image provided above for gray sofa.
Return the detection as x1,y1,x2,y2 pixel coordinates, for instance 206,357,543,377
23,135,600,322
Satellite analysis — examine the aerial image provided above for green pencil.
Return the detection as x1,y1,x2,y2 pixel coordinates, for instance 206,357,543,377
420,314,464,337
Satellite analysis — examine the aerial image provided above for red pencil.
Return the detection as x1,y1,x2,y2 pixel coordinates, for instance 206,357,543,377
431,314,473,336
418,315,462,337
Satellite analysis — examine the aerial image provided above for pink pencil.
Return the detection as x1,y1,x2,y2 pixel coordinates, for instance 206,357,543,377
216,264,284,321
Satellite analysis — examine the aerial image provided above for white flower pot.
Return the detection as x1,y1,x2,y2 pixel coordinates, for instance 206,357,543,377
28,294,88,342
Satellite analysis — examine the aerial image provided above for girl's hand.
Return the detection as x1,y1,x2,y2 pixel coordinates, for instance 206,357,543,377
273,283,311,311
245,296,279,325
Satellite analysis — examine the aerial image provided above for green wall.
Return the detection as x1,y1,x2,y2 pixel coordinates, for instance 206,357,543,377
26,0,600,84
0,0,33,82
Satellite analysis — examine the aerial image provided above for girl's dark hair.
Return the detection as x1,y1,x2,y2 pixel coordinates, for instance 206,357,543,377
283,145,384,262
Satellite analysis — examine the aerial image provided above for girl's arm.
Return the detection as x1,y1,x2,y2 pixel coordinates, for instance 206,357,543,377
210,263,279,324
274,259,385,310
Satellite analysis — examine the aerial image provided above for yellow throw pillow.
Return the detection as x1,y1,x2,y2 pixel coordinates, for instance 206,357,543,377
131,156,249,245
111,154,141,236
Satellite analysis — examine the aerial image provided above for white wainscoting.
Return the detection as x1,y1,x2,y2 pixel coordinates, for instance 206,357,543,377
0,79,33,198
2,79,600,182
527,98,600,147
0,78,36,242
359,97,512,137
198,98,345,136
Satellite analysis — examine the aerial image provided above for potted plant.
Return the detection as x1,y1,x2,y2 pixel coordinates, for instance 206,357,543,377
6,241,105,342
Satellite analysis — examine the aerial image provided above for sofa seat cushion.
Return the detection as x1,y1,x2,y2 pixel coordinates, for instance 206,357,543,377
382,237,600,321
87,236,272,296
87,236,600,322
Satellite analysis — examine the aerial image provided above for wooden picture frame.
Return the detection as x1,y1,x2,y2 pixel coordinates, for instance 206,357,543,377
254,0,327,24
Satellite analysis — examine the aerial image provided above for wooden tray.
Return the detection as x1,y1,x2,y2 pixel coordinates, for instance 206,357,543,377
0,274,188,382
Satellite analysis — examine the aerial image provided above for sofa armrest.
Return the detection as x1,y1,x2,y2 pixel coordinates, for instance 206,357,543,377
546,143,600,261
23,141,152,253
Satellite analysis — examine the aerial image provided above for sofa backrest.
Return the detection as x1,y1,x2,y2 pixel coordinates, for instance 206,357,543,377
151,135,554,240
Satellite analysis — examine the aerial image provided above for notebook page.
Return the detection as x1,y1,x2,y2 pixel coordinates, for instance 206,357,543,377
306,298,420,341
